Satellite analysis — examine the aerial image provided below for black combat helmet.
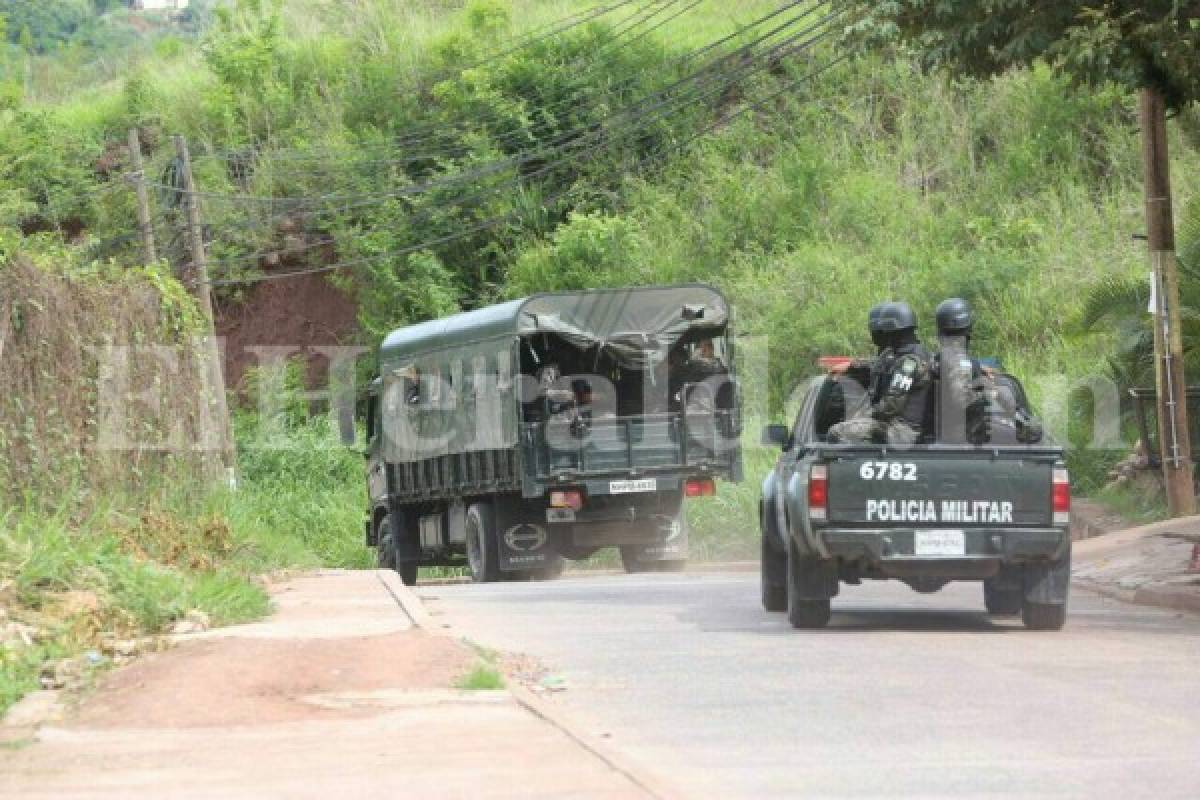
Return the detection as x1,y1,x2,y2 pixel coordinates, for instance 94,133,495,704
875,301,918,334
867,303,889,347
935,297,973,336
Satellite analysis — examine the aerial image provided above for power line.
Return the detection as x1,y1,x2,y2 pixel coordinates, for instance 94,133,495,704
154,2,832,212
200,6,841,270
381,0,692,150
226,0,815,177
190,0,655,165
209,38,848,287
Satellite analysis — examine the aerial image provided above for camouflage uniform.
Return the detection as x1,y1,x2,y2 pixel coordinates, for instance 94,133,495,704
828,344,932,446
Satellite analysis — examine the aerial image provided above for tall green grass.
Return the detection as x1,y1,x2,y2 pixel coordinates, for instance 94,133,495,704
0,504,270,714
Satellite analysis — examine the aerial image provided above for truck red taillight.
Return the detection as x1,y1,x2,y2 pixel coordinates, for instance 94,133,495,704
1052,468,1070,525
550,489,584,511
808,465,828,522
685,478,716,498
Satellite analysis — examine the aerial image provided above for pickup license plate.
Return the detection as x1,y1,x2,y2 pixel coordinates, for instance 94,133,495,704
609,479,657,494
914,530,965,556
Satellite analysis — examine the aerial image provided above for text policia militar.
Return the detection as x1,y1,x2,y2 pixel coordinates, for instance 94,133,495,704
865,499,1015,524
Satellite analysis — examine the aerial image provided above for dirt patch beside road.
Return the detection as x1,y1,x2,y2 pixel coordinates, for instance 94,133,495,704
1,570,655,800
73,630,470,729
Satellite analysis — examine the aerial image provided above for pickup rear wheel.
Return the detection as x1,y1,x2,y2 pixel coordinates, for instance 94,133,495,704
1021,554,1070,630
761,533,787,613
1021,601,1067,630
465,503,501,583
786,538,832,629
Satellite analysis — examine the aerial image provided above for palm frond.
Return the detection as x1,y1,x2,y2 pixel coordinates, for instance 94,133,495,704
1077,276,1149,332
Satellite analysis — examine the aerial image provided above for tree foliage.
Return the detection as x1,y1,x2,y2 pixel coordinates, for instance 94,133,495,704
1078,198,1200,388
2,0,92,53
848,1,1200,109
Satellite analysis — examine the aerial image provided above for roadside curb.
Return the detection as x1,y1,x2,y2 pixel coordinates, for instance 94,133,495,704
508,683,686,800
374,569,686,800
1078,580,1200,617
375,569,436,630
1073,514,1200,560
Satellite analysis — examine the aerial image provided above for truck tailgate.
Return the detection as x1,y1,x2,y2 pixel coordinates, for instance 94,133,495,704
825,454,1054,527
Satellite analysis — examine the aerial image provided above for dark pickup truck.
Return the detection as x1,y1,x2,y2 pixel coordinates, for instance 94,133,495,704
760,373,1071,630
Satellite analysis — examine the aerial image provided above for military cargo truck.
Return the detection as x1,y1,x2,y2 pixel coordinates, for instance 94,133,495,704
364,285,742,584
760,371,1070,630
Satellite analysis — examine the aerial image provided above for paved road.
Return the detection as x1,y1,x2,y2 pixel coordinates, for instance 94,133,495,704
421,572,1200,799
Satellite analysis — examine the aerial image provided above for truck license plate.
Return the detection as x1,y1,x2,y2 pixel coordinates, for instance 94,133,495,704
609,479,657,494
914,530,965,556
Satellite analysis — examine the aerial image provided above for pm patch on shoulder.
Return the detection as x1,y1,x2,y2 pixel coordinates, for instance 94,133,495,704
890,356,920,392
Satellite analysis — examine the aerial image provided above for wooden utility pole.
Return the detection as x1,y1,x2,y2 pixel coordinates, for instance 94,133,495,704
126,128,157,266
174,134,236,483
1139,87,1196,516
174,135,214,312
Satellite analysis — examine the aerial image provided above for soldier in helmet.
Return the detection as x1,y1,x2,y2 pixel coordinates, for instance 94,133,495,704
829,303,890,390
828,302,933,445
934,297,984,444
933,297,1044,445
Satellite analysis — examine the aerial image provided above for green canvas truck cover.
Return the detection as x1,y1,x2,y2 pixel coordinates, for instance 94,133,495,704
378,285,730,464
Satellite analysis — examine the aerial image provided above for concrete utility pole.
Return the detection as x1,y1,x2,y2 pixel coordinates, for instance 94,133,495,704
1139,87,1196,516
174,134,236,484
127,128,157,266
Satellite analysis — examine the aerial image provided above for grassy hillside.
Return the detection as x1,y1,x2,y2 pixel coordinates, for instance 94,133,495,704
2,2,1198,607
3,0,1198,711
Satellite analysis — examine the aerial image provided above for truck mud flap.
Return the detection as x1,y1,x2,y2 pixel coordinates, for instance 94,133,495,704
624,514,689,565
497,522,560,572
1024,550,1071,605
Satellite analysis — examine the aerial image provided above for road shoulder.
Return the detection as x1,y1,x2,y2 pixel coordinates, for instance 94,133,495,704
1,569,660,799
1074,514,1200,615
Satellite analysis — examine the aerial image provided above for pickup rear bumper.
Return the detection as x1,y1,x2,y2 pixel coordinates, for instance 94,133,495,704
809,526,1069,574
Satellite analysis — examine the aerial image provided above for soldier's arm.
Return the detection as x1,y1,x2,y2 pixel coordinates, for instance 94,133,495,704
830,358,875,388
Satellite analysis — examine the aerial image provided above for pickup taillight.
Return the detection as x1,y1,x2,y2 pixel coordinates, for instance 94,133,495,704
1052,468,1070,525
808,464,828,522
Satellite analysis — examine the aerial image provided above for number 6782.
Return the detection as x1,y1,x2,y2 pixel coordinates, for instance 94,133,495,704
859,462,918,482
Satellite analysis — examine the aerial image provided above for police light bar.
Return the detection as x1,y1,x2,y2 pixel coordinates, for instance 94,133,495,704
818,357,853,370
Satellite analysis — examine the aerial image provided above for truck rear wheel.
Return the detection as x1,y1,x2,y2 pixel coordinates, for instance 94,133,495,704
466,503,501,583
761,533,787,613
619,548,685,574
786,538,832,629
377,515,419,586
512,556,565,581
619,547,651,574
